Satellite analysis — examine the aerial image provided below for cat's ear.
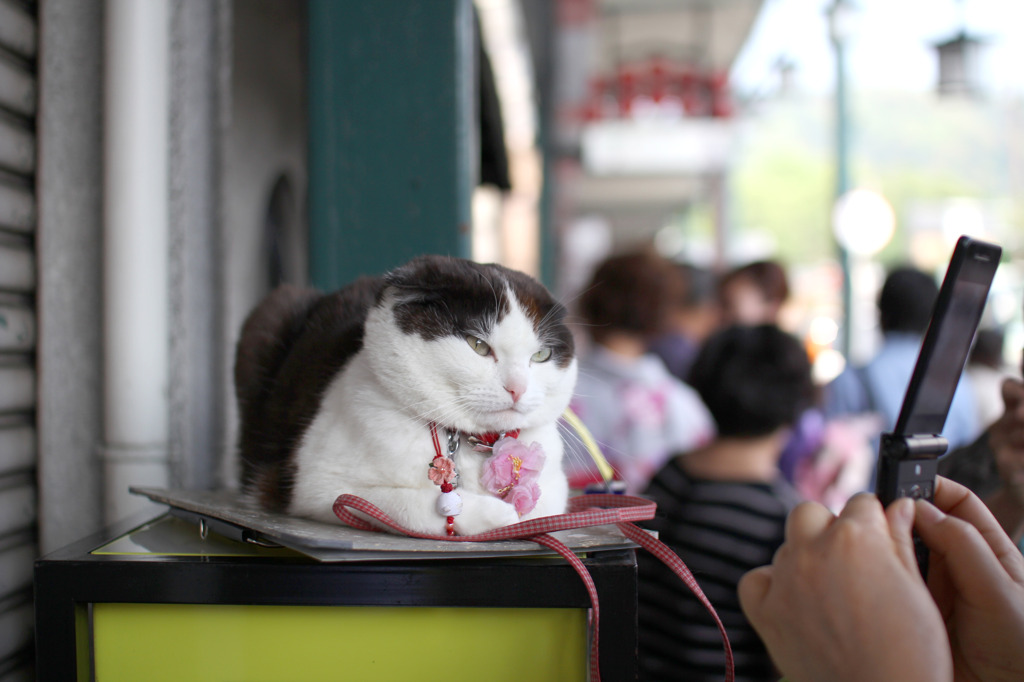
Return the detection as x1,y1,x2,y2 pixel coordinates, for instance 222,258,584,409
385,255,457,286
384,256,428,286
382,283,439,309
385,251,479,296
382,255,474,307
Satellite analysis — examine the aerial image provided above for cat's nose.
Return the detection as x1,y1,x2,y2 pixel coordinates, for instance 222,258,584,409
504,372,527,404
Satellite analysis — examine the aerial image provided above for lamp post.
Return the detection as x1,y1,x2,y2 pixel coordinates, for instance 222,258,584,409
827,0,858,357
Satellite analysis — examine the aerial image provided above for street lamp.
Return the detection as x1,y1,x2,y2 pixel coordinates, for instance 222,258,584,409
827,0,860,357
833,188,896,363
932,0,987,98
833,189,896,258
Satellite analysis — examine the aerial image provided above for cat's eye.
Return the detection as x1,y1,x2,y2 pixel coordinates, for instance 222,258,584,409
531,347,552,363
467,336,491,356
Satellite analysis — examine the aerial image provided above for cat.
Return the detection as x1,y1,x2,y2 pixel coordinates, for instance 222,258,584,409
234,254,578,536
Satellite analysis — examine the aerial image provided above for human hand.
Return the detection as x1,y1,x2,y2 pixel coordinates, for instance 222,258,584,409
917,476,1024,682
738,495,950,682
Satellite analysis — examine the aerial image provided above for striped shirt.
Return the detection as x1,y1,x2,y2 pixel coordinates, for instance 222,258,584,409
638,459,800,682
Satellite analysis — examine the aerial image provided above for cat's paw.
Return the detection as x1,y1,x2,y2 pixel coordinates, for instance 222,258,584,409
455,493,520,536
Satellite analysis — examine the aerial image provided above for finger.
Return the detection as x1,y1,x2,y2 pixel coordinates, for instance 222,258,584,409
915,498,1024,590
933,478,1024,584
837,492,886,525
933,477,1014,542
784,501,835,545
922,544,955,620
738,566,773,628
885,497,919,574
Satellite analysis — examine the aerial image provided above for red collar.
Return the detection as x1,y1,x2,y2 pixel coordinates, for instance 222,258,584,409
428,423,521,457
468,430,520,448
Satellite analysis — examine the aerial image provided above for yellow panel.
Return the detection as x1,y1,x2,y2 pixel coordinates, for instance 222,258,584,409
92,603,587,682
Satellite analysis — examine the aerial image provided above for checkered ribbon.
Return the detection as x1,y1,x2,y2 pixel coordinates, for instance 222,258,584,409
333,493,735,682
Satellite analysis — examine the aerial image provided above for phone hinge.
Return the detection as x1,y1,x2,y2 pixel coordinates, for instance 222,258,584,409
879,432,949,460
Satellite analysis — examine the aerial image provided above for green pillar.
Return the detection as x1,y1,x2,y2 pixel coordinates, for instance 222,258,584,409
308,0,474,290
829,0,855,357
833,33,854,357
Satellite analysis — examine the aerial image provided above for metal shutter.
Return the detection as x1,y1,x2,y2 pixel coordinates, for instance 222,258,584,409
0,0,37,679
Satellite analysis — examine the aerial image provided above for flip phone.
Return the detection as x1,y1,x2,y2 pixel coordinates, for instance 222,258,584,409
875,235,1001,576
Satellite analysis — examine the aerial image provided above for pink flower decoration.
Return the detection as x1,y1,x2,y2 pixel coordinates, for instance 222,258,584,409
428,456,456,486
507,480,541,516
480,437,545,515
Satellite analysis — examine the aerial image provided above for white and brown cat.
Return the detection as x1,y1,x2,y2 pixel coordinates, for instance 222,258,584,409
235,255,578,536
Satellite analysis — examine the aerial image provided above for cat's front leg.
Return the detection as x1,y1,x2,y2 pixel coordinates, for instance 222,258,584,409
516,459,569,522
332,485,518,537
453,491,520,536
319,484,448,536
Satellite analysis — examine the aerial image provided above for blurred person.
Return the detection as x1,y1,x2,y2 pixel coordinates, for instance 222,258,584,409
738,477,1024,682
717,259,855,505
568,252,714,493
787,410,876,512
941,328,1024,548
974,376,1024,547
638,324,813,682
648,263,721,382
825,266,980,453
717,259,848,502
719,260,790,326
966,328,1016,428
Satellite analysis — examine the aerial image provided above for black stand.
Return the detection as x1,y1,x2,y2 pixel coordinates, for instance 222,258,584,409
35,513,638,681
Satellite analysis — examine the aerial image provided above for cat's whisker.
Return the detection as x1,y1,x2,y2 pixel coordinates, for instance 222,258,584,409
556,281,595,311
486,276,502,320
558,426,621,484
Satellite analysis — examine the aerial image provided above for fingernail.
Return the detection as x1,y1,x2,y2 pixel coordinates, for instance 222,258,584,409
892,497,914,523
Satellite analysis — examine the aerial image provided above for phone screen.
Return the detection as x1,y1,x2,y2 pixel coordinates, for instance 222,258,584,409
894,237,1001,436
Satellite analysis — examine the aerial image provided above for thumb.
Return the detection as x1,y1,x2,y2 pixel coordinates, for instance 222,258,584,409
885,497,920,575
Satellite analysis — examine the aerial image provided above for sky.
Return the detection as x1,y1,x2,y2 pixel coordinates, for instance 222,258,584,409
732,0,1024,97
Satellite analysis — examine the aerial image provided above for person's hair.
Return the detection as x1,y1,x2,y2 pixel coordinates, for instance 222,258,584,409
719,260,790,305
969,328,1004,369
687,324,813,438
579,251,683,344
878,267,938,334
673,263,718,309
